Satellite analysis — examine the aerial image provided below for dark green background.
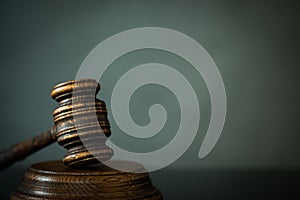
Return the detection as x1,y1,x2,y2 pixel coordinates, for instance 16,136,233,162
0,0,299,199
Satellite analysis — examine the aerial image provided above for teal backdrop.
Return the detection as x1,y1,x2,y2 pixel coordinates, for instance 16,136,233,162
0,0,299,199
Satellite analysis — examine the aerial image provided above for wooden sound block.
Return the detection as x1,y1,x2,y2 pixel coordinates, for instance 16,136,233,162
11,160,163,200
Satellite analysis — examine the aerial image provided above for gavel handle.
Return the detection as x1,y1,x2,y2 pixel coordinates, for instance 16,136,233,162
0,126,56,170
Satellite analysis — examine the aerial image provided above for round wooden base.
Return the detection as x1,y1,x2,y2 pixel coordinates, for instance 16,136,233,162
12,160,163,200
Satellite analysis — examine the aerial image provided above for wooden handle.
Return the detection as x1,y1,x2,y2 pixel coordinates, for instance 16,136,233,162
0,126,56,170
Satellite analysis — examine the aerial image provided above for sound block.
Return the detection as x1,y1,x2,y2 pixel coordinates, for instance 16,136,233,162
11,160,163,199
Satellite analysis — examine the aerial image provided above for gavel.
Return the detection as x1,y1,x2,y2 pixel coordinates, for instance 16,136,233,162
0,79,114,170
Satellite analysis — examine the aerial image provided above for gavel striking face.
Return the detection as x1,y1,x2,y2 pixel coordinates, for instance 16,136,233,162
0,79,114,170
51,79,114,168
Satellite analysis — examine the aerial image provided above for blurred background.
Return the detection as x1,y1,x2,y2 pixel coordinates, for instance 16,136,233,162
0,0,299,199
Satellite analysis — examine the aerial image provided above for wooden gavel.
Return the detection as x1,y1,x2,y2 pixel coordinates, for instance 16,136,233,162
0,79,113,170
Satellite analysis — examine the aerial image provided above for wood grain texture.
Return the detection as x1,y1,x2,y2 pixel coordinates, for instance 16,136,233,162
11,160,163,200
0,127,56,170
51,79,114,168
0,79,114,170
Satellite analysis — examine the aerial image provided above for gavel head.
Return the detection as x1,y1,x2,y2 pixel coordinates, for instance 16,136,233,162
51,79,113,168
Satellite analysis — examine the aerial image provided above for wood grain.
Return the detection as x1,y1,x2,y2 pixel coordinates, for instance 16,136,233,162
11,160,163,200
51,79,114,168
0,79,114,170
0,127,56,170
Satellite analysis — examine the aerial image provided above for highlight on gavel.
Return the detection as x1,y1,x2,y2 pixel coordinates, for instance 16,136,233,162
0,79,114,170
